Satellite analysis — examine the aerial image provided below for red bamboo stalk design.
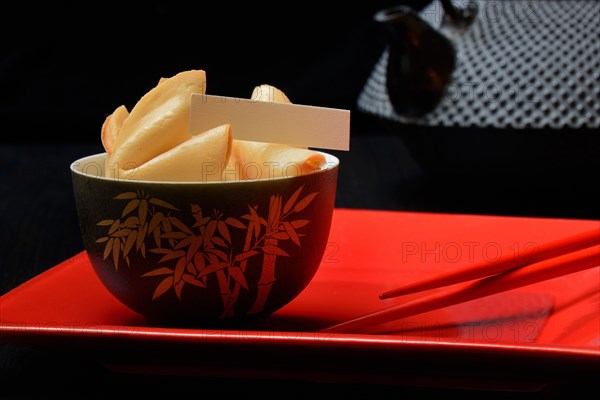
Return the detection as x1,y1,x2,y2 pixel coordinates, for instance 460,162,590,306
249,234,278,314
221,221,255,318
216,268,229,307
249,195,282,314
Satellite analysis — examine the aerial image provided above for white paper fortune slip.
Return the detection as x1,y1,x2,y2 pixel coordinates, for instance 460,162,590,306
189,94,350,151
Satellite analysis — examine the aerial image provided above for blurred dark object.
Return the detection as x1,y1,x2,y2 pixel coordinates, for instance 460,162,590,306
440,0,479,29
359,0,600,179
374,5,456,118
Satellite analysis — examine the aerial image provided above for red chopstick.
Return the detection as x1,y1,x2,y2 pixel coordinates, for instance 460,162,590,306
321,244,600,334
380,228,599,299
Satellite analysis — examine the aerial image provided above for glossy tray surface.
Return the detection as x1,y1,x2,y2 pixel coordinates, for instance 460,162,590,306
2,209,598,382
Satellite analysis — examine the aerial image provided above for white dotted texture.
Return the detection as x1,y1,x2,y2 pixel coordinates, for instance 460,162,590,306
357,0,600,129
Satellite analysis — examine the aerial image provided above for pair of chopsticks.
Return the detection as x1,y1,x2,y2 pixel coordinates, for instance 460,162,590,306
321,229,600,333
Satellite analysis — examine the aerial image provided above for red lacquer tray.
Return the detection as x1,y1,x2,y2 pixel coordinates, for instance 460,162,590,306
1,209,599,389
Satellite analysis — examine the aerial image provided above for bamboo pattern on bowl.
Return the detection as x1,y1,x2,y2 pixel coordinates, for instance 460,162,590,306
95,186,318,317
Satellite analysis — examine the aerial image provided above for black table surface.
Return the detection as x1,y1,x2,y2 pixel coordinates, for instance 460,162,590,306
1,115,599,399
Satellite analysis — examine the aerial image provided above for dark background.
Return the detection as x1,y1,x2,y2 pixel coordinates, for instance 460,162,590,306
1,1,599,399
2,0,404,139
3,0,598,216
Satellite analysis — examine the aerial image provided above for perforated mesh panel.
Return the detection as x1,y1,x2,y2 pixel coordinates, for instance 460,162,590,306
357,0,600,129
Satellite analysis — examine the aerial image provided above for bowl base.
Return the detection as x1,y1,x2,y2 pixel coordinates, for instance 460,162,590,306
144,313,272,331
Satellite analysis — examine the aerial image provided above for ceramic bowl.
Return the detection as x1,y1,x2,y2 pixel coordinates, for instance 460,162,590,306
71,152,339,328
